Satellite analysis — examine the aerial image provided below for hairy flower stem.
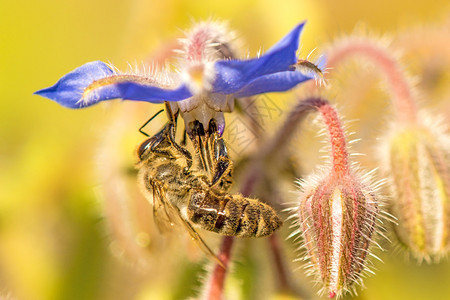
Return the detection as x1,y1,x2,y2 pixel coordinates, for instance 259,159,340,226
262,97,353,297
258,99,315,161
268,233,311,297
263,97,350,177
206,236,234,300
269,234,289,291
327,38,418,125
249,97,340,298
257,96,341,170
315,99,350,177
295,97,381,298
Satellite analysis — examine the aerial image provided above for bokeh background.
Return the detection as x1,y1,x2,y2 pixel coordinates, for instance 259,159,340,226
1,0,449,299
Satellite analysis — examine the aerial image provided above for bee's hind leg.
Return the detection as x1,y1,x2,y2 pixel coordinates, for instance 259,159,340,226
210,134,233,191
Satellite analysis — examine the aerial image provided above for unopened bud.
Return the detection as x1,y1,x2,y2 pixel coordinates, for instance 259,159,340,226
290,98,384,298
381,115,450,262
297,172,380,298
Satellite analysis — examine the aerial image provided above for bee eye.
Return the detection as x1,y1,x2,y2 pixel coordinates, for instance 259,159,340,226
138,138,152,159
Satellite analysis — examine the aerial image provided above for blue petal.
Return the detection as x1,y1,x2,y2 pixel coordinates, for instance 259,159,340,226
120,82,192,102
212,22,305,94
234,70,313,98
35,61,116,108
35,61,192,108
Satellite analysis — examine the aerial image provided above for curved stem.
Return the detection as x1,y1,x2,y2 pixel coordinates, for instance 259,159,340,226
280,98,349,178
205,236,234,300
269,233,289,290
327,38,418,124
315,100,350,178
258,99,315,161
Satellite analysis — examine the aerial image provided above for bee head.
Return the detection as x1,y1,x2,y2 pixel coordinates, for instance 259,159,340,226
137,127,174,161
137,137,153,160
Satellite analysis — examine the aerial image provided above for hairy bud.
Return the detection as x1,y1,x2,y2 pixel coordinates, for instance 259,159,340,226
381,115,450,262
290,98,384,298
297,171,380,298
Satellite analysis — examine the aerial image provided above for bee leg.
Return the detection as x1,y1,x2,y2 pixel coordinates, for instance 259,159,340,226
189,121,211,172
152,184,224,267
177,129,193,170
180,215,225,268
162,102,194,168
166,122,193,168
210,134,233,191
211,157,233,191
159,184,224,268
180,129,187,146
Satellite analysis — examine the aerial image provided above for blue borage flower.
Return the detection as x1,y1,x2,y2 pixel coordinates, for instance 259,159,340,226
35,21,324,135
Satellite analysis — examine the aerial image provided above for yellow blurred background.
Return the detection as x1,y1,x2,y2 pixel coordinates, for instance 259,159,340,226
1,0,449,299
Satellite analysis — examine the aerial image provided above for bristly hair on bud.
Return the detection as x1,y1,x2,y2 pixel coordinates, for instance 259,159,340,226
324,30,450,263
287,98,388,299
379,111,450,263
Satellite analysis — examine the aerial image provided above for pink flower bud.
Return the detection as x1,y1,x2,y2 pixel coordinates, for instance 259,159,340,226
380,114,450,262
297,170,381,298
291,99,384,298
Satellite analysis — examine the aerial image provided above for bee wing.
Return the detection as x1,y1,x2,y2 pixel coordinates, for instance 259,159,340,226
174,209,225,268
154,185,225,268
151,183,179,233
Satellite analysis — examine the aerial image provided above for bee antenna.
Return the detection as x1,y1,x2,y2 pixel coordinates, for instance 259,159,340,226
139,109,165,137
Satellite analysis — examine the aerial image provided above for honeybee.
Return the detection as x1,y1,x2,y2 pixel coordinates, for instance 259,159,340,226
136,103,282,260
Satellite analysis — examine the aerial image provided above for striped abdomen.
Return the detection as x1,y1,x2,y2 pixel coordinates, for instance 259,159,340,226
187,189,282,237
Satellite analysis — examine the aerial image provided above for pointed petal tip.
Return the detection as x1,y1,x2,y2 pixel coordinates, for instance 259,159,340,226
33,88,47,97
33,61,117,108
35,61,193,108
296,21,306,31
34,85,59,99
212,21,308,94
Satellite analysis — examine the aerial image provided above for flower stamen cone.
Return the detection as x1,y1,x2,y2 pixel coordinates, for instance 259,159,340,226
291,98,384,298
